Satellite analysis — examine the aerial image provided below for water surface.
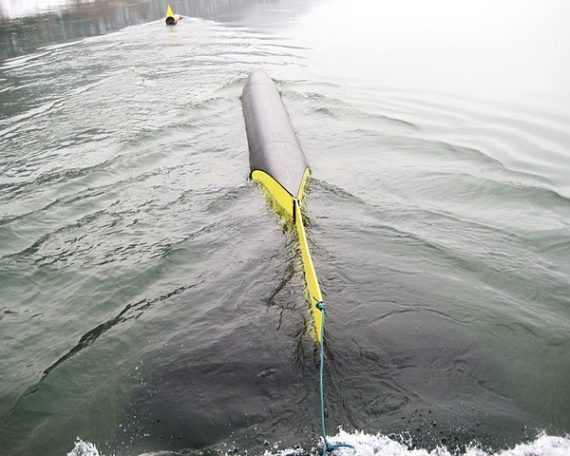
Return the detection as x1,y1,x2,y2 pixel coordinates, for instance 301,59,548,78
1,1,569,455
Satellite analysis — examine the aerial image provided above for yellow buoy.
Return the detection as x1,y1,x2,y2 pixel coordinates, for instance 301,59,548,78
165,4,180,25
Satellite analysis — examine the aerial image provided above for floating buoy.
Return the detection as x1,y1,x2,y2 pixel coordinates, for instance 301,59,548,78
242,70,356,455
165,4,180,25
242,69,323,342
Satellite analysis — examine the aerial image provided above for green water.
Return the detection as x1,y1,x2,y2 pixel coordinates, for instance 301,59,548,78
1,1,569,455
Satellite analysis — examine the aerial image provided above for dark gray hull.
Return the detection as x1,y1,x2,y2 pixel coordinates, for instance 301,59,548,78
242,70,308,198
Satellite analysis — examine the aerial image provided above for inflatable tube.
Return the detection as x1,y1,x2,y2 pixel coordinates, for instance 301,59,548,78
242,70,323,342
242,70,309,218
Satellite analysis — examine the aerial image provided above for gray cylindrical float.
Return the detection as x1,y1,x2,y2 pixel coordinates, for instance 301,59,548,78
242,70,308,200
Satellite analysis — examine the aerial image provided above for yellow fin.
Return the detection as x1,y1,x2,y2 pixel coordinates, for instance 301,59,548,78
295,201,323,343
297,168,310,202
252,169,322,343
166,4,175,17
252,170,295,219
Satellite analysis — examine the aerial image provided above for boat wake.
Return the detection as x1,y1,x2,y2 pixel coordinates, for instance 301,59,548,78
68,429,570,456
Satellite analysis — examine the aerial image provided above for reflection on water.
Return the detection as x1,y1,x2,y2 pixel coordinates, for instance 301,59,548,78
0,0,307,60
0,0,82,18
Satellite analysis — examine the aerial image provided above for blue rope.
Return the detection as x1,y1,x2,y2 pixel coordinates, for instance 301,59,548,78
316,301,355,456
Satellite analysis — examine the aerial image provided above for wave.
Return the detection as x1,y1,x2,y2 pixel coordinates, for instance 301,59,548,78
67,430,570,456
324,430,570,456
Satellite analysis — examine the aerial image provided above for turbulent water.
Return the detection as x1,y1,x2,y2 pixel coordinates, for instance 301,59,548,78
1,1,569,455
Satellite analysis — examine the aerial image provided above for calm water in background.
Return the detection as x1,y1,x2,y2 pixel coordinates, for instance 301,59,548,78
1,1,570,455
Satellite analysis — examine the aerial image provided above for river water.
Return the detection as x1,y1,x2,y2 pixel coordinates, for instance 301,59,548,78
1,1,569,455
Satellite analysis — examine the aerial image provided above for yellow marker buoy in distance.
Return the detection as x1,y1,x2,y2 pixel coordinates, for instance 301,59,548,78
165,4,180,25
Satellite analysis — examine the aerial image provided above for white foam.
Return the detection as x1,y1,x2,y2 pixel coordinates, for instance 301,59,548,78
68,430,570,456
67,438,100,456
320,429,570,456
